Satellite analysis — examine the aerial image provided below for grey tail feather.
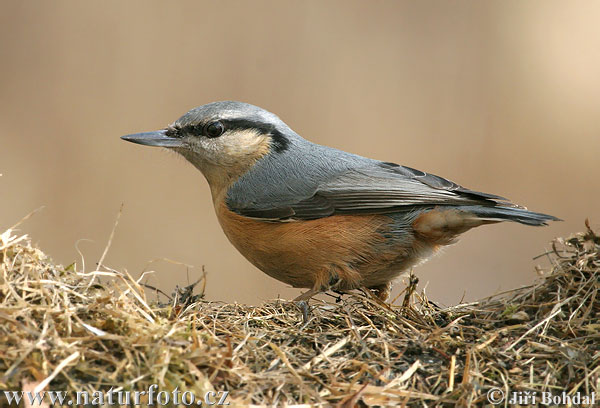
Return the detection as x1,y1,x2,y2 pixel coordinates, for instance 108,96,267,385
457,205,561,226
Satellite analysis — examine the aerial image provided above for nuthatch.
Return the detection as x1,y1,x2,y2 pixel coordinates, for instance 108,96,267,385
121,101,558,302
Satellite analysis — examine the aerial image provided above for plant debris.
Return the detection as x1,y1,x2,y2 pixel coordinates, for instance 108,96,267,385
0,221,598,406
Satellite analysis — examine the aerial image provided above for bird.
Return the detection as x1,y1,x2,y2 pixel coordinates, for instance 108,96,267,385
121,101,558,302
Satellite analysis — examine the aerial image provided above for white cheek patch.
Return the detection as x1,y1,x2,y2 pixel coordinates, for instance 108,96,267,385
182,129,270,166
220,129,270,162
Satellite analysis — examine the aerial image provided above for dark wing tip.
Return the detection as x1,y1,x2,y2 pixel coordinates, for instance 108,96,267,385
379,162,508,202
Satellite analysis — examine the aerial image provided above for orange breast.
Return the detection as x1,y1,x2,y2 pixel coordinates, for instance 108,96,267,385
215,201,407,290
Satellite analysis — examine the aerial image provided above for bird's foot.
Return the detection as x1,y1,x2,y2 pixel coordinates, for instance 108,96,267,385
293,287,322,324
295,300,311,324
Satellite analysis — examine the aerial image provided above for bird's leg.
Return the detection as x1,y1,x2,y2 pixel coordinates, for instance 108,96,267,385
296,301,310,324
294,287,322,324
326,274,347,302
293,272,342,322
293,286,323,302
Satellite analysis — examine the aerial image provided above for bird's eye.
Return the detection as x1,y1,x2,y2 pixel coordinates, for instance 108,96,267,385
205,121,225,138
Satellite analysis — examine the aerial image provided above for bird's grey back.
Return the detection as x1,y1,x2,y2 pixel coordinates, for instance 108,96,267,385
226,131,376,212
224,115,500,218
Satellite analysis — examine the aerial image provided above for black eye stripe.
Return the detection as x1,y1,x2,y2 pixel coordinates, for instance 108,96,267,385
221,119,272,133
175,119,290,152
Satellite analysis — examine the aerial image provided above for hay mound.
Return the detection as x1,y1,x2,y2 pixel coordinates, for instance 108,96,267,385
0,222,598,406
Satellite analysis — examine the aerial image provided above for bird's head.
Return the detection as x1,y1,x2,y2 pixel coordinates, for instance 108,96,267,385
121,101,292,195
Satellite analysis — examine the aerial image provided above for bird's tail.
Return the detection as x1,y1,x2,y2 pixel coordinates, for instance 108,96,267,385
456,205,560,226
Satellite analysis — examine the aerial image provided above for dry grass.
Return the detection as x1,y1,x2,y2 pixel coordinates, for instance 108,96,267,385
0,219,598,407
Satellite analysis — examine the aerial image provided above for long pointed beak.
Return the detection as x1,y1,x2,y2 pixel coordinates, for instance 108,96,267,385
120,130,184,148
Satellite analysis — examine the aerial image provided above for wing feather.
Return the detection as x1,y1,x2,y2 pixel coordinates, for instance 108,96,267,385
234,161,511,221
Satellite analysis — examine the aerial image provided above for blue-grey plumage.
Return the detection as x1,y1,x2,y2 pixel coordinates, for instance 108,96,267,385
121,101,559,301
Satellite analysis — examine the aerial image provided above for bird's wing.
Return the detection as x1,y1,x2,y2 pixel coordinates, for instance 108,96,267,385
231,162,512,221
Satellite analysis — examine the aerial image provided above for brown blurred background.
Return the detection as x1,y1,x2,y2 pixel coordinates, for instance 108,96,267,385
1,1,598,306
